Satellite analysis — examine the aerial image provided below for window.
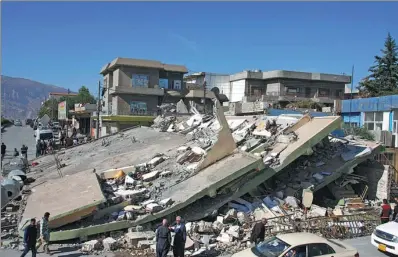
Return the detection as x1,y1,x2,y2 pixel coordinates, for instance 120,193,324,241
130,101,147,115
132,74,149,88
173,80,182,90
308,243,335,257
283,246,306,257
256,237,291,257
286,87,301,94
335,89,343,98
364,112,383,131
318,88,330,97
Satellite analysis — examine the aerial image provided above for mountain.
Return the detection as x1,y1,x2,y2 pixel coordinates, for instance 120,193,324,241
1,75,69,120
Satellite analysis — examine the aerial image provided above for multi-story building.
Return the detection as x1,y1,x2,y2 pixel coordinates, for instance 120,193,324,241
227,70,351,107
341,95,398,172
98,57,188,136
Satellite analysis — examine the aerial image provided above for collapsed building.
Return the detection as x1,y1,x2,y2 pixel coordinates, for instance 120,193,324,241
1,99,390,255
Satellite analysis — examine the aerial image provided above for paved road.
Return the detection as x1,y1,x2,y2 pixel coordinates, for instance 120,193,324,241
344,236,392,257
1,125,37,161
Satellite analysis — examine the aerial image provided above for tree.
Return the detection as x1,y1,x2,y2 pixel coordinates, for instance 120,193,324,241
358,33,398,96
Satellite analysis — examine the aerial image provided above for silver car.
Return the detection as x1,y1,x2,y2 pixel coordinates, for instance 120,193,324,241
14,120,22,126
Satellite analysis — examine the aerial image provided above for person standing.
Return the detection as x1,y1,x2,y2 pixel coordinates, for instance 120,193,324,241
40,140,46,156
1,142,6,160
21,145,28,159
250,218,267,245
21,218,38,257
393,197,398,221
156,219,171,257
36,212,51,254
35,141,41,158
14,148,20,157
169,216,187,257
380,199,392,224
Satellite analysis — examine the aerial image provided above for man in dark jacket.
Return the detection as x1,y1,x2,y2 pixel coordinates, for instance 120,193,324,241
21,218,38,257
169,216,187,257
380,199,392,224
250,218,267,245
393,197,398,221
21,145,28,159
1,142,6,160
36,142,41,158
156,219,171,257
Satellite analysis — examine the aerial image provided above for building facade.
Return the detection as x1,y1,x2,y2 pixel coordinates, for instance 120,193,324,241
227,70,351,107
341,95,398,171
101,58,188,117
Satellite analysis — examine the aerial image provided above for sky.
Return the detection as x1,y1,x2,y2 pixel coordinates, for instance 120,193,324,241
2,2,398,94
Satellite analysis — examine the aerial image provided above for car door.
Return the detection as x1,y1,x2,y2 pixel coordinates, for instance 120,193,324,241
280,245,308,257
307,243,337,257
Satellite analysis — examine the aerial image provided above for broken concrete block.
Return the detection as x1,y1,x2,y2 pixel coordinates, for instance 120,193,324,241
227,225,240,238
125,231,156,247
135,163,147,173
224,209,237,222
212,221,223,232
160,170,172,177
137,240,153,249
197,220,213,233
81,240,101,252
159,198,173,207
103,237,117,251
124,205,142,211
148,156,164,168
216,216,224,223
237,212,249,224
142,170,160,182
177,151,191,164
216,232,233,244
177,146,190,153
141,199,156,207
191,146,206,156
146,203,163,213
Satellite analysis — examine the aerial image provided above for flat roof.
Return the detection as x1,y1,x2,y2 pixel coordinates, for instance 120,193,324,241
230,70,351,84
100,57,188,75
21,169,106,228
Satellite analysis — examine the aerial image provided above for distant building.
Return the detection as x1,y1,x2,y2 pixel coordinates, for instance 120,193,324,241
228,70,351,107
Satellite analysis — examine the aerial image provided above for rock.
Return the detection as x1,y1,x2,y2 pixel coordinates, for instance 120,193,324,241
142,170,160,182
81,240,101,252
237,212,249,224
197,220,213,233
124,205,142,211
103,237,117,251
191,146,206,156
177,146,190,153
135,163,147,172
160,170,172,177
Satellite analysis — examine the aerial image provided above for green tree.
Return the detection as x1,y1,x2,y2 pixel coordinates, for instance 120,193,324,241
38,98,58,120
358,33,398,97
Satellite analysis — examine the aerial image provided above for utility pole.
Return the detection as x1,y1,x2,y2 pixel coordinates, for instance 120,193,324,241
203,73,206,114
349,65,355,127
96,80,101,139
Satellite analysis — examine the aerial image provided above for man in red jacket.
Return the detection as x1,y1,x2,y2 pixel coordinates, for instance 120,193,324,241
380,199,392,224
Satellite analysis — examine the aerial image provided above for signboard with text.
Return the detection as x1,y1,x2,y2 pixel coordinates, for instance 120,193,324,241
132,74,149,87
58,101,67,120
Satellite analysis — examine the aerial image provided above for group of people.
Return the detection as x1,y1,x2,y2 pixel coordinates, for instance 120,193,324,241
1,142,28,165
21,212,51,257
35,140,54,157
156,216,187,257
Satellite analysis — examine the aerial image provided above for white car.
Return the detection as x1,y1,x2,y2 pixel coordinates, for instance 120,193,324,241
232,232,359,257
371,220,398,255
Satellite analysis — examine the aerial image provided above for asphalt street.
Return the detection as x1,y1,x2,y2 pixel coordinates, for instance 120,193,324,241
345,236,392,257
1,124,37,161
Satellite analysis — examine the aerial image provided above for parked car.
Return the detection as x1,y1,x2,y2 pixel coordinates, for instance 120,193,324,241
14,119,22,126
232,232,359,257
371,220,398,255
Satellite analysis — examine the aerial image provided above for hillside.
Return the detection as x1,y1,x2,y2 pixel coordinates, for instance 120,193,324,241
1,75,69,120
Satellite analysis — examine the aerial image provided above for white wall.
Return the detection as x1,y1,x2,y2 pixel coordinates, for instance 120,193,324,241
230,80,246,102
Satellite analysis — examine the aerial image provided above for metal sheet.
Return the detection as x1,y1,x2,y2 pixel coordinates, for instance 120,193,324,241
7,170,27,180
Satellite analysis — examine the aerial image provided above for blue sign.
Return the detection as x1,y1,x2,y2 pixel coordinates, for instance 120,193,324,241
132,74,149,87
159,79,169,89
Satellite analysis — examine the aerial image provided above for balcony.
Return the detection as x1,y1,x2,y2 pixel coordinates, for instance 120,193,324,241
245,91,343,103
371,130,394,147
110,87,165,96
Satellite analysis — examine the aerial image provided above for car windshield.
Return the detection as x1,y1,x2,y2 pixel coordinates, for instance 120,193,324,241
255,237,291,257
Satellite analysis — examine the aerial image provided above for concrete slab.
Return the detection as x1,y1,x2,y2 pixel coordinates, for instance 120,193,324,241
21,169,106,229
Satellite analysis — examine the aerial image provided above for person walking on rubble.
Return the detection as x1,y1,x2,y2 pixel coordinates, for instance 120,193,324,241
21,144,28,159
156,219,171,257
21,218,38,257
380,199,392,224
36,212,51,255
169,216,187,257
250,218,267,245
